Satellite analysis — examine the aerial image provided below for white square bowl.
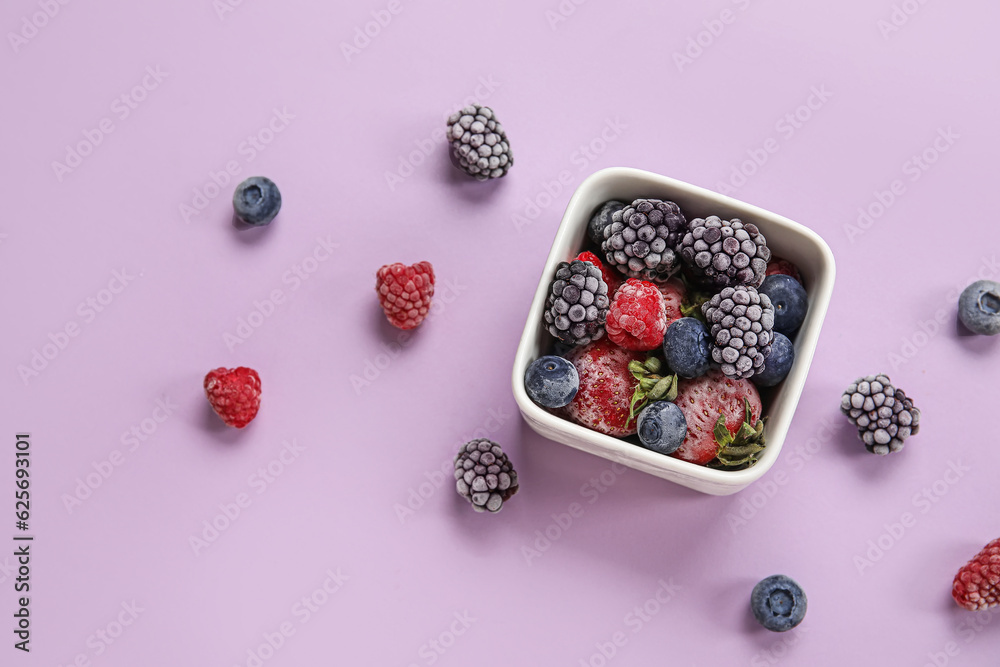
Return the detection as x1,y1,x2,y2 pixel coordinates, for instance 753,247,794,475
511,167,836,495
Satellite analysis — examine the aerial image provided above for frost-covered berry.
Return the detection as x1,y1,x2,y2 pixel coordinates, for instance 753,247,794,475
602,199,688,283
840,374,921,455
958,280,1000,335
543,260,610,346
678,216,770,288
454,439,518,513
702,285,774,380
446,105,513,180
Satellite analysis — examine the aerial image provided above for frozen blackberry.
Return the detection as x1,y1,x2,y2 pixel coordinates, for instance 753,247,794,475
679,216,770,288
702,285,774,380
602,199,687,283
588,200,626,246
543,260,610,346
446,105,513,180
454,439,518,513
841,374,921,455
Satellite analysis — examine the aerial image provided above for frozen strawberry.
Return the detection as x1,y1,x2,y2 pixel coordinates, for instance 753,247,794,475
564,338,644,437
656,278,687,327
672,369,764,466
606,279,666,351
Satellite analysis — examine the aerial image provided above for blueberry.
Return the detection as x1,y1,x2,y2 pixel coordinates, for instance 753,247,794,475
637,401,687,455
588,200,626,247
958,280,1000,336
753,332,794,388
751,575,807,632
233,176,281,226
524,356,579,408
663,317,711,378
759,274,808,335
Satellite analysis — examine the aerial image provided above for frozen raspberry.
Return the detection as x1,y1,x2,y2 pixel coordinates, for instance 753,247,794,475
766,257,803,284
204,367,261,428
576,251,621,295
606,279,667,351
376,261,435,330
953,538,1000,610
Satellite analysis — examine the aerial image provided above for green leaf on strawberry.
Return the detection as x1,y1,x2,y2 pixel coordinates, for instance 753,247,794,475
628,356,679,422
707,398,767,470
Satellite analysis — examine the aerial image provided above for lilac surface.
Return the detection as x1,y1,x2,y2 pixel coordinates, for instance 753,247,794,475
2,0,1000,664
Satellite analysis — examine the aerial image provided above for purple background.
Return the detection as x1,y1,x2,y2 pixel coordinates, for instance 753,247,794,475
3,0,1000,664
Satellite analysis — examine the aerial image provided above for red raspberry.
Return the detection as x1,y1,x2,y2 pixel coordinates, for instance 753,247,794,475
765,256,803,284
606,279,666,351
576,251,621,295
204,367,261,428
376,261,435,330
656,278,686,326
953,538,1000,610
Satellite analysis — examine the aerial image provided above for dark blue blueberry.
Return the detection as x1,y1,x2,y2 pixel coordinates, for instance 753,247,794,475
751,575,807,632
637,401,687,455
524,356,579,408
958,280,1000,336
663,317,712,378
588,200,626,247
759,274,808,335
233,176,281,226
753,332,794,388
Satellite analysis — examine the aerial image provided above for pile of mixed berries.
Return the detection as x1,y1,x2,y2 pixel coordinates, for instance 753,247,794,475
525,198,811,469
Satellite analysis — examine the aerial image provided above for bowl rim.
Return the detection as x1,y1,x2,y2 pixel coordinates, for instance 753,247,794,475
511,166,836,490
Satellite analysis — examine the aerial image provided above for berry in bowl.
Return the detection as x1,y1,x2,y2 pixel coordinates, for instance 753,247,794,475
511,167,835,495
